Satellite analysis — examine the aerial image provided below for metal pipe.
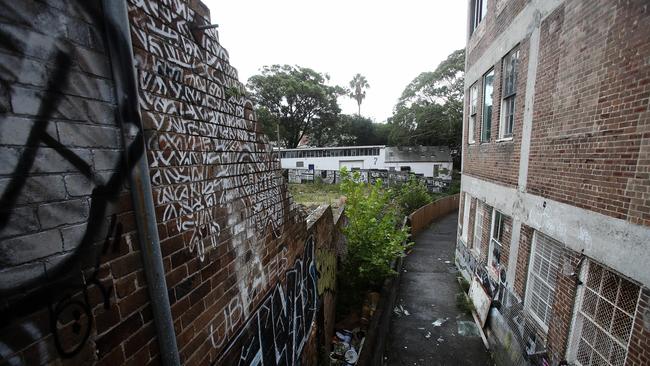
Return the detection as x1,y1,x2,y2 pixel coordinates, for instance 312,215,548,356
101,1,180,365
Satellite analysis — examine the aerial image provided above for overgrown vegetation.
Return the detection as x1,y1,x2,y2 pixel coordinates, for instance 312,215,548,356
337,168,411,314
288,182,344,208
393,175,433,216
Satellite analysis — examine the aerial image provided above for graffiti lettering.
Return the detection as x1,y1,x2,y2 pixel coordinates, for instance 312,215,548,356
212,237,318,366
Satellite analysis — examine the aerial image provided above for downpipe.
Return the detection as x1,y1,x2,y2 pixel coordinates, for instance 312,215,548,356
101,1,181,365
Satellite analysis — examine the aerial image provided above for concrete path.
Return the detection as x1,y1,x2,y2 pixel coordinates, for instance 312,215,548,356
385,212,492,366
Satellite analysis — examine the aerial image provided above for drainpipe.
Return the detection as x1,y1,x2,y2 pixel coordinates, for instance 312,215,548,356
101,1,180,365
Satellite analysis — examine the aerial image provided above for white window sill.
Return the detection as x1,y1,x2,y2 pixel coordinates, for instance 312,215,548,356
496,136,513,142
468,140,476,145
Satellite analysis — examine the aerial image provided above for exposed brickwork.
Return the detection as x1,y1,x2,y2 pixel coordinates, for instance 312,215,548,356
467,196,476,249
628,288,650,366
513,224,533,299
546,249,581,364
498,214,513,274
463,36,529,188
0,1,153,365
460,1,650,365
0,0,339,365
466,0,528,68
527,0,650,225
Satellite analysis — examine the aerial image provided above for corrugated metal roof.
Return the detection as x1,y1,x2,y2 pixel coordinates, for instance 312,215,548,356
384,146,452,162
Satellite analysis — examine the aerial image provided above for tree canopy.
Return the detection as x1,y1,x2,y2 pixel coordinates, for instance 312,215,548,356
247,65,345,148
311,114,389,147
388,49,465,148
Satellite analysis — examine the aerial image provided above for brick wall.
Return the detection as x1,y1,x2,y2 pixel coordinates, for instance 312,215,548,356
0,0,340,365
513,224,533,299
527,0,650,225
463,37,529,188
545,249,581,363
0,1,155,365
628,288,650,365
466,0,528,68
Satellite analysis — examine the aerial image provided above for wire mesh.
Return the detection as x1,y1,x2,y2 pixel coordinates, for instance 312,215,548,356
570,261,640,366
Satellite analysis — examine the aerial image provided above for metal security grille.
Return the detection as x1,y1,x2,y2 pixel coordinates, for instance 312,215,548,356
525,232,564,330
473,201,483,250
570,261,640,366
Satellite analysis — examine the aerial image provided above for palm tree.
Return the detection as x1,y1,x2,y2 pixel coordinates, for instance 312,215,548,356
349,73,369,116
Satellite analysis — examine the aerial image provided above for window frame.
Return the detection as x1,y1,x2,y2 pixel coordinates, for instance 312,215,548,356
470,0,487,35
499,47,520,140
461,193,471,243
524,232,564,333
481,68,494,143
468,83,479,144
472,200,484,253
488,208,504,274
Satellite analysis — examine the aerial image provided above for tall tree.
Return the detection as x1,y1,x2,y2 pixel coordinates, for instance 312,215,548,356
388,49,465,148
349,73,370,116
247,65,345,148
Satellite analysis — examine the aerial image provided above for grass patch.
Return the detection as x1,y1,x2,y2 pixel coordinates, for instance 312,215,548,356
288,183,344,208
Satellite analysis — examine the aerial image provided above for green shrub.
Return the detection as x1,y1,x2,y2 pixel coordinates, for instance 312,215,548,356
395,175,432,216
339,168,410,289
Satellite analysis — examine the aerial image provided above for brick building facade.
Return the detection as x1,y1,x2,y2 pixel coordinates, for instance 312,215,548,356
0,0,340,365
456,1,650,365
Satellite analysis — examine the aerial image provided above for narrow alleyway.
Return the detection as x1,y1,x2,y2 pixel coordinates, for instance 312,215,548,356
385,212,492,366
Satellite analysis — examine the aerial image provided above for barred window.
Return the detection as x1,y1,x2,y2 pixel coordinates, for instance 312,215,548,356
569,261,640,366
461,193,471,243
524,232,564,330
488,209,505,271
472,201,484,251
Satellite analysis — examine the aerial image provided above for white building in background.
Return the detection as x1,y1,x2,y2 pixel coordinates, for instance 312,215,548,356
279,145,453,179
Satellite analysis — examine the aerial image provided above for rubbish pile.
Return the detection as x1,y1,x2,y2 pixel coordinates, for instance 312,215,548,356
329,329,363,365
330,292,379,364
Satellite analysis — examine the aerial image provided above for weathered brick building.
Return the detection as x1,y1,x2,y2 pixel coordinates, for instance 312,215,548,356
455,0,650,365
0,0,340,365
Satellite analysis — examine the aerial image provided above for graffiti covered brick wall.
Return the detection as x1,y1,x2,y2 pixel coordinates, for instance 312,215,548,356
0,0,155,365
0,0,338,365
127,0,314,363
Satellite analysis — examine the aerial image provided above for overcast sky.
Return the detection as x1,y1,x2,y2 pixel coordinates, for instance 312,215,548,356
202,0,468,123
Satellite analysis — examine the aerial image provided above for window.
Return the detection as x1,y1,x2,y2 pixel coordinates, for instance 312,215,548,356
296,161,304,168
461,193,471,243
433,164,439,177
400,166,410,172
488,209,504,271
470,0,487,34
472,201,484,251
568,261,640,366
468,83,478,144
525,232,564,331
500,47,519,139
481,69,494,142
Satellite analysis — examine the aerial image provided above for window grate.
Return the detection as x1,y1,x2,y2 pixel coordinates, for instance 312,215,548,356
472,201,483,251
570,262,640,366
524,232,564,330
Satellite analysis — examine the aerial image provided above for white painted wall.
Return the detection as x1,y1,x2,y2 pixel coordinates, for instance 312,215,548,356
281,153,384,171
280,147,453,178
384,161,453,179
